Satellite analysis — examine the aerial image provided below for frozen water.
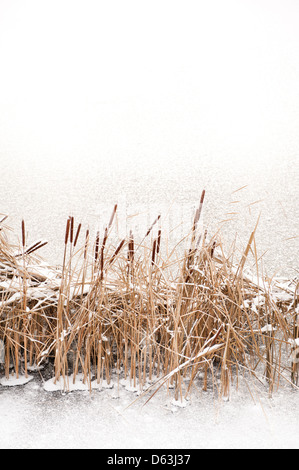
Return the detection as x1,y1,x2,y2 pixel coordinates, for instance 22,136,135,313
0,377,299,449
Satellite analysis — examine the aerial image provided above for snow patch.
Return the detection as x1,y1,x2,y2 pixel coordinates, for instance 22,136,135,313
26,363,44,372
0,374,33,386
288,338,299,347
171,398,189,408
43,374,92,392
261,324,276,333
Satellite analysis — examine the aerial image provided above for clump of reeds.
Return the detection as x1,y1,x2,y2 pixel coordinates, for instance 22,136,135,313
0,198,298,403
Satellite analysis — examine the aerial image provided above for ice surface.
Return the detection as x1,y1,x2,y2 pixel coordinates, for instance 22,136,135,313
0,376,299,449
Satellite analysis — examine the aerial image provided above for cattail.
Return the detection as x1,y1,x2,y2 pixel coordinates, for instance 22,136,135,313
147,214,161,236
210,240,217,258
108,204,118,230
202,229,208,246
65,218,70,245
70,216,74,245
156,229,161,254
128,230,134,263
21,220,26,248
109,238,126,265
141,214,161,245
151,239,156,265
130,231,134,262
200,188,206,206
94,231,100,261
84,229,89,259
14,239,47,257
102,226,108,250
74,223,81,248
25,240,48,255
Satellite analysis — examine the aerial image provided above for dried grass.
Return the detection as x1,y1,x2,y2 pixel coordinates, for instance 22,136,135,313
0,202,298,402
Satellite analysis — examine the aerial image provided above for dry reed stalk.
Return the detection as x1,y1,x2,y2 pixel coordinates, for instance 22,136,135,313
21,220,29,378
100,227,108,281
54,217,71,385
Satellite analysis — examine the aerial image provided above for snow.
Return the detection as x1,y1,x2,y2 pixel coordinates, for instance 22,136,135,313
43,374,92,392
26,363,44,372
0,374,33,387
0,375,299,449
288,338,299,347
43,374,118,393
171,397,189,408
260,324,277,333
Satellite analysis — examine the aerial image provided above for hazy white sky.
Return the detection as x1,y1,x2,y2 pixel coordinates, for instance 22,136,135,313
0,0,299,161
0,0,298,272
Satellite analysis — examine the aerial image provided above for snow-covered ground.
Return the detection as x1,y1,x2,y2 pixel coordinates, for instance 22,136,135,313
0,375,298,449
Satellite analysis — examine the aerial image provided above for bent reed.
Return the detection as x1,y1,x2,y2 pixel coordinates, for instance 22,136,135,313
0,194,298,402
